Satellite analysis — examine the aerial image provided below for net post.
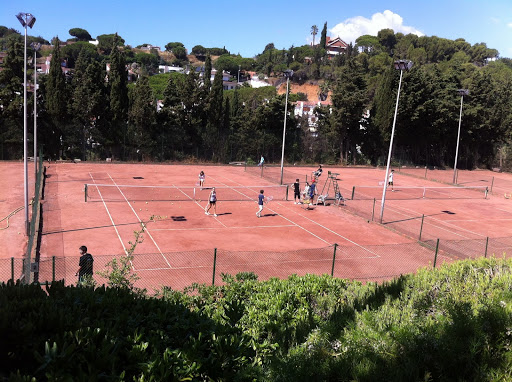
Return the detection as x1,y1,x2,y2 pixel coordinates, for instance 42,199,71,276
212,248,217,286
244,161,247,171
331,243,338,277
433,238,440,268
419,214,425,240
52,256,56,281
490,176,494,194
285,185,289,201
11,257,14,282
424,166,427,179
484,186,488,199
351,186,355,200
84,184,88,202
484,237,489,258
260,164,263,178
422,187,426,198
371,198,376,221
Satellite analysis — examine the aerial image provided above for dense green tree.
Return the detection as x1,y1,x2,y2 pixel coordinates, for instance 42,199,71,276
68,28,92,41
172,46,187,60
191,45,207,57
97,33,125,54
203,70,224,160
165,42,185,52
61,41,98,68
0,39,24,158
107,33,129,157
45,37,70,158
128,74,156,159
204,53,212,90
320,22,327,48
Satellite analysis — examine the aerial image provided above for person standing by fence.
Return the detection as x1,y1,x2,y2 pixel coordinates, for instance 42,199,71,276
258,156,265,167
75,245,94,283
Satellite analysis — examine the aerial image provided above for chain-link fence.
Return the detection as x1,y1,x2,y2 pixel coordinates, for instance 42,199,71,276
3,236,510,291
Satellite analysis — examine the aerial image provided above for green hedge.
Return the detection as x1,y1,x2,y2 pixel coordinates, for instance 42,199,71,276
2,258,512,381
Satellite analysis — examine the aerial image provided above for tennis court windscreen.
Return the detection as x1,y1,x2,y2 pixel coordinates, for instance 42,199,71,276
85,184,289,202
350,185,488,200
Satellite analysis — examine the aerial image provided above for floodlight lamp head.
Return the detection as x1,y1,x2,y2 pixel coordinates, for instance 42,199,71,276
16,13,26,27
457,89,469,96
283,69,293,79
394,59,413,71
15,12,36,28
31,42,41,51
27,15,36,28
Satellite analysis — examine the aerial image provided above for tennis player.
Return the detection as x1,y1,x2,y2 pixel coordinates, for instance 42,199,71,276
388,170,394,191
198,171,205,189
256,189,264,217
258,155,265,167
205,187,217,216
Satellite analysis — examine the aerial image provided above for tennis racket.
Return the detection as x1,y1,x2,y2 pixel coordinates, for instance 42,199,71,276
265,196,273,204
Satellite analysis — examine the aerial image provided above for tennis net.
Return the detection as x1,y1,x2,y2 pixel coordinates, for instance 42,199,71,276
84,183,289,202
350,185,488,200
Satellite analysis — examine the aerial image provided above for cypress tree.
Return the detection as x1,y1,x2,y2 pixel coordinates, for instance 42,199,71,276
320,22,327,48
204,53,212,90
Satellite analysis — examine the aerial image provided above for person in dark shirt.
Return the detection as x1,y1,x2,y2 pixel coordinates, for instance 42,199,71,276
256,189,265,217
293,179,301,204
76,245,94,283
313,164,323,180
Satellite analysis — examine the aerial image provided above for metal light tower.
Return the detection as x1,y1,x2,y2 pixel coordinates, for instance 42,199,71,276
280,69,293,185
379,59,413,223
16,12,36,236
31,42,41,179
453,89,469,184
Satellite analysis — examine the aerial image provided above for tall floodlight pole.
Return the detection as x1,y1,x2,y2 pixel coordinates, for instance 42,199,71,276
31,42,41,179
237,65,241,83
16,12,36,236
453,89,469,184
379,59,413,223
280,69,293,185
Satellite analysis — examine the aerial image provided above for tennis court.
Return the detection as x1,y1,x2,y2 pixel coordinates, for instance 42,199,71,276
3,162,512,289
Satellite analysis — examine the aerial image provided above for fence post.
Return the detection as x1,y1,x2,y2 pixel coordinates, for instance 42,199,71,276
433,239,440,268
484,237,489,258
11,257,14,282
84,184,88,202
52,256,56,282
424,166,428,179
286,185,289,201
351,186,356,200
260,165,263,178
371,198,376,221
490,176,494,194
244,161,247,171
419,214,425,240
212,248,217,286
331,244,338,277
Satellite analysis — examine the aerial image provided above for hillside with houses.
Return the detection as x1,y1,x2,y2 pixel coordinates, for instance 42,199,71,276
1,24,511,170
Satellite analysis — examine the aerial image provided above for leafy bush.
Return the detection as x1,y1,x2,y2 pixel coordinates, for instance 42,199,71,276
2,258,512,380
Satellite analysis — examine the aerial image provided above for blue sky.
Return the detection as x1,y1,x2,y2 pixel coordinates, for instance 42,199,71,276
3,1,512,58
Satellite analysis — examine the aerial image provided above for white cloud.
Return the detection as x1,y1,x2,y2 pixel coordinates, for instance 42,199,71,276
507,22,512,28
330,10,424,45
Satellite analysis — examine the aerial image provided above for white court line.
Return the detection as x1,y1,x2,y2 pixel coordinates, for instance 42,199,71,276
383,202,486,239
212,174,380,258
88,173,127,254
209,175,332,246
108,174,172,269
171,183,228,228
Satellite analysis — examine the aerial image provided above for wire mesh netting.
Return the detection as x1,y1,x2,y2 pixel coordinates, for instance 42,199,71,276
351,185,488,200
85,183,289,202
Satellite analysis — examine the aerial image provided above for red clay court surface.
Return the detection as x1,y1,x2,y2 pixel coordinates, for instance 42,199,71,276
2,162,512,289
